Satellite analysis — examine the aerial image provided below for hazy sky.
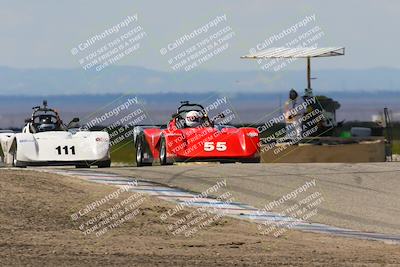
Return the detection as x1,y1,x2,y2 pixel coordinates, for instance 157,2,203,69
1,0,399,71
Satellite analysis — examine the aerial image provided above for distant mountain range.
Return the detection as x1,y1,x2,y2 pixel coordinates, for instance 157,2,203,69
0,91,398,128
0,65,399,95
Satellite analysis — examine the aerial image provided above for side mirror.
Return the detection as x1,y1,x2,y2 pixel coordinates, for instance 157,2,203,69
67,117,80,128
25,118,32,123
212,113,225,122
171,113,178,118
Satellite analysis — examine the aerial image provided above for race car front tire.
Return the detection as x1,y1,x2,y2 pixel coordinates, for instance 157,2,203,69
97,160,111,168
239,157,260,163
135,134,152,167
75,163,91,168
12,148,26,168
159,136,173,166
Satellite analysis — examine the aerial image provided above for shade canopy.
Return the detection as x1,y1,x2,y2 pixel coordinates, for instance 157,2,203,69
241,47,345,59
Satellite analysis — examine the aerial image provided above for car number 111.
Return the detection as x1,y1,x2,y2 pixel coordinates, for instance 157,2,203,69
56,146,76,155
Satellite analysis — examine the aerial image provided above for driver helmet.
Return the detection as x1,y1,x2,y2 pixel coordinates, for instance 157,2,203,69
185,111,203,127
289,89,298,100
37,115,56,131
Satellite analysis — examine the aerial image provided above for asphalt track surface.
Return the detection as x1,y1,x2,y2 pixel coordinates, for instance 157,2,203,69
78,162,400,237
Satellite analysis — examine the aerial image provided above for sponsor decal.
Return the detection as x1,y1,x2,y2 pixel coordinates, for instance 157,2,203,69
18,139,35,143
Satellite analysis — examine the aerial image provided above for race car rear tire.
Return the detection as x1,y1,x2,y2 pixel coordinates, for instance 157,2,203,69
97,160,111,168
135,134,152,167
159,136,173,166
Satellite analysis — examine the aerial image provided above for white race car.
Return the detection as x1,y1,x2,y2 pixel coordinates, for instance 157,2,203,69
0,101,111,168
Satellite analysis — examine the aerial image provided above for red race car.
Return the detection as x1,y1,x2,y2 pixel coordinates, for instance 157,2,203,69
133,101,260,166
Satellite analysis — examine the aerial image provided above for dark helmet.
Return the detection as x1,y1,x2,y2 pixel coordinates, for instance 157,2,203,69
289,89,298,100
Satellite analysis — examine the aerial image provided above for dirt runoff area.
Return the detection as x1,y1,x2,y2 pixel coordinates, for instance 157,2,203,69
0,170,399,266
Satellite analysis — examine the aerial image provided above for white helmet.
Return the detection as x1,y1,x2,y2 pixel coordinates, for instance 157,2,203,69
185,111,203,127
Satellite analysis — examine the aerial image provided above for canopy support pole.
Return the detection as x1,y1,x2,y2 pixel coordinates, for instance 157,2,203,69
306,57,312,96
307,57,311,89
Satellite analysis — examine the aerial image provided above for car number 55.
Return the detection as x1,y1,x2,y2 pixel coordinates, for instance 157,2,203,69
204,142,227,151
